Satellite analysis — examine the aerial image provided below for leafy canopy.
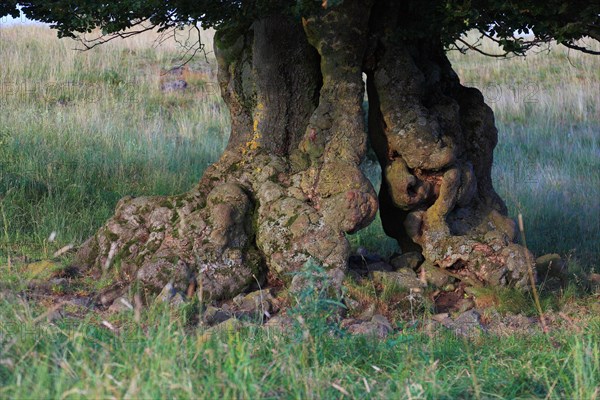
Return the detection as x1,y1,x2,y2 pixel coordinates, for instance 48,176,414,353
2,1,599,55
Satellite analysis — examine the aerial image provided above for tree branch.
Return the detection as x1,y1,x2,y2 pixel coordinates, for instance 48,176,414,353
560,41,600,56
456,38,510,58
73,18,157,51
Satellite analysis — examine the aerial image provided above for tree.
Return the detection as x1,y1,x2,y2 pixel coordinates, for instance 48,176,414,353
5,1,599,300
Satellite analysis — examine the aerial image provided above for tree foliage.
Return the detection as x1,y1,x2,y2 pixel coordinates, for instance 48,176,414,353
2,0,598,55
442,1,600,55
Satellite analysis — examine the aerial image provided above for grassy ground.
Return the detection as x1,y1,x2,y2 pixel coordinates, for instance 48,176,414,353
0,292,598,399
0,26,599,399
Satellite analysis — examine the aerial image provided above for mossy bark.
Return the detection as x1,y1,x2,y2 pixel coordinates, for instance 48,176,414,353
74,0,532,303
365,1,532,288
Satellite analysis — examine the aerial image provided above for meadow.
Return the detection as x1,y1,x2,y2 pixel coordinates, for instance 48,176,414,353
0,25,598,398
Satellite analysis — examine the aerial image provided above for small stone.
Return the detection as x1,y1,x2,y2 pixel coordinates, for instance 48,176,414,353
390,252,424,270
170,292,186,306
455,297,475,313
233,289,275,321
156,282,187,307
431,313,450,322
340,318,358,329
108,297,133,313
160,79,188,92
358,303,376,321
434,290,463,313
203,306,232,326
264,315,295,333
365,261,395,272
505,314,538,330
347,322,381,337
346,314,393,338
371,314,393,332
419,261,451,288
486,312,539,336
157,282,176,303
67,297,93,309
447,309,486,338
343,297,359,312
99,285,128,307
371,269,425,289
535,254,567,282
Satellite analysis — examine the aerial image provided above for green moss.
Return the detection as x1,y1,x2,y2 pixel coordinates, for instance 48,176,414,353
92,275,116,291
284,214,299,228
228,163,241,173
158,198,175,209
84,236,101,264
114,242,133,262
174,197,185,208
133,250,150,266
104,228,119,242
158,267,173,284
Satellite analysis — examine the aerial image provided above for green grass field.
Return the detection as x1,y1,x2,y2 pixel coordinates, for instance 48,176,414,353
0,26,599,398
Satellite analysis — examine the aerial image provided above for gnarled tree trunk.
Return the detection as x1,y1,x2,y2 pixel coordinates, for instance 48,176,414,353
75,0,532,304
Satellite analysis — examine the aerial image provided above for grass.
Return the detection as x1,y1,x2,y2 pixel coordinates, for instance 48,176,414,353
0,25,228,260
0,25,599,399
1,262,599,400
0,276,598,399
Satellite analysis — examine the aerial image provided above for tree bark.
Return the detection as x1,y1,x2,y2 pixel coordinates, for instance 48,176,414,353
74,0,532,304
365,1,531,288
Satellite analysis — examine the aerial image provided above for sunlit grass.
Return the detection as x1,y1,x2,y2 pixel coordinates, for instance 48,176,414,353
0,268,598,399
0,25,227,259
